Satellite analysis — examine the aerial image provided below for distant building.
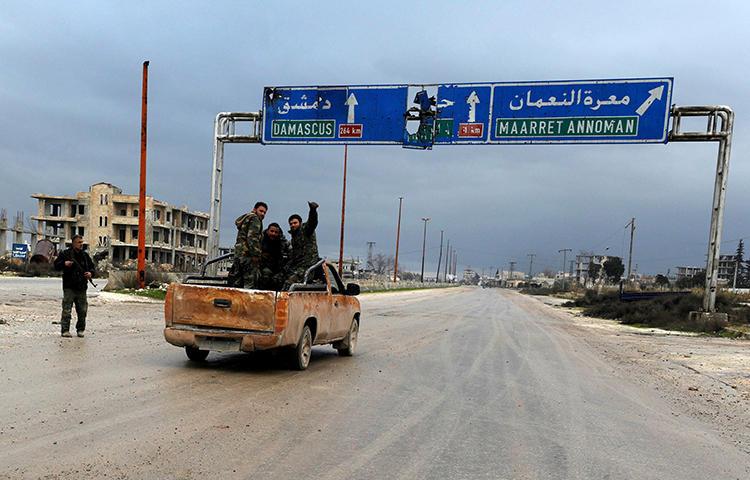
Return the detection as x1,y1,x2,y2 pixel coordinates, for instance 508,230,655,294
674,265,705,281
462,268,480,285
574,253,609,285
675,256,737,285
340,257,361,279
31,182,209,271
718,254,739,283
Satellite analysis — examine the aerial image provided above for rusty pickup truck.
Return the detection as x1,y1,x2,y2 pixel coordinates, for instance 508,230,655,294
164,259,361,370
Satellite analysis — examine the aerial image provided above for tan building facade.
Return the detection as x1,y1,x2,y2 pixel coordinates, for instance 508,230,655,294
31,182,209,271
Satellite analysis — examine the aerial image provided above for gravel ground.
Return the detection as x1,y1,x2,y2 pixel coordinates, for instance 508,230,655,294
1,278,749,479
0,277,161,347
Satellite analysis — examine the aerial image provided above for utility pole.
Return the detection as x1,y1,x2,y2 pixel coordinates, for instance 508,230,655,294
509,261,517,285
419,217,430,282
435,230,444,283
393,196,403,282
137,60,149,289
527,253,536,280
558,248,572,290
366,241,375,271
453,251,458,278
444,239,450,282
625,217,635,282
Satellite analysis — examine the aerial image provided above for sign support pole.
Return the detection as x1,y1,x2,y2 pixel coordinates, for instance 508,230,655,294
206,112,262,275
668,105,734,314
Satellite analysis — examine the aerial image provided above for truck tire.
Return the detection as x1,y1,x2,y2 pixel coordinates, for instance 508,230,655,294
185,346,209,362
337,318,359,357
291,325,313,370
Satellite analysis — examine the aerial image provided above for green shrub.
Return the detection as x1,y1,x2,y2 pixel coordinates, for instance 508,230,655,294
565,289,750,333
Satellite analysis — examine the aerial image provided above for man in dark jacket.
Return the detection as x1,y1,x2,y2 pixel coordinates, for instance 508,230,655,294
259,223,291,291
227,201,267,288
53,235,96,338
284,201,320,289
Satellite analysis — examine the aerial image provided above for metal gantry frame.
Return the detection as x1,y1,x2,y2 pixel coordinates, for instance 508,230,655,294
206,105,735,312
668,105,734,312
207,112,262,272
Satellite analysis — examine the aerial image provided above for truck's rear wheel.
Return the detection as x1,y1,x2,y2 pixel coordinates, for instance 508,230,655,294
337,318,359,357
291,325,313,370
185,346,209,362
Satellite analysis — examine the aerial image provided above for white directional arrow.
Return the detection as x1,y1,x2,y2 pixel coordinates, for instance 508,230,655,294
466,90,480,123
635,85,664,116
345,93,358,123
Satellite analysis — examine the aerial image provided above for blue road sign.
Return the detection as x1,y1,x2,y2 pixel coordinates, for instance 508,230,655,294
261,78,673,146
11,243,28,260
262,85,408,144
486,78,673,144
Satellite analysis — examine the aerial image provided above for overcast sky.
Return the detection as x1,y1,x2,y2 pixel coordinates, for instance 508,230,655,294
1,1,748,276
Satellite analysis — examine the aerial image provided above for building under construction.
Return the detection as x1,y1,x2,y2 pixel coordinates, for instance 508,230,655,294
28,182,208,271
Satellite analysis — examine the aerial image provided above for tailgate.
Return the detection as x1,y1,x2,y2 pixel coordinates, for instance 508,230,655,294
171,284,276,332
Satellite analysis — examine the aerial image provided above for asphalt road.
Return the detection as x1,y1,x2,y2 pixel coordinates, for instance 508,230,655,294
0,282,748,479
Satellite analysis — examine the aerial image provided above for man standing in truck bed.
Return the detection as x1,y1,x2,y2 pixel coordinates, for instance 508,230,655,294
228,201,267,288
259,222,290,291
284,201,320,289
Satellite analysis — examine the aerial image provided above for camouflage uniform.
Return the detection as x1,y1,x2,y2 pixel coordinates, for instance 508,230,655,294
259,229,291,291
284,203,319,289
228,211,263,288
53,247,96,335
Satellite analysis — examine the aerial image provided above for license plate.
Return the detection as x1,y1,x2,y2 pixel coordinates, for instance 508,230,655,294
196,337,241,352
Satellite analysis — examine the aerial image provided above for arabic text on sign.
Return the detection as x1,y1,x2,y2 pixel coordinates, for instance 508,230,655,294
508,89,631,112
277,95,333,115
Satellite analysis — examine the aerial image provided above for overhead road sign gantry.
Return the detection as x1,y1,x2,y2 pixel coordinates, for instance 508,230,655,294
261,78,672,147
219,76,737,317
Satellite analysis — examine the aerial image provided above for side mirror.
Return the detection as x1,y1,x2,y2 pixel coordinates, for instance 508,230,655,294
345,283,360,296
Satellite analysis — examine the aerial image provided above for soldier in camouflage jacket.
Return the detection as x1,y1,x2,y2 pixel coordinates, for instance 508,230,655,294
284,201,320,289
227,201,267,288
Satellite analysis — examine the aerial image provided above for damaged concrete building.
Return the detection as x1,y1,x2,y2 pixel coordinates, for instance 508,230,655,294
31,182,209,271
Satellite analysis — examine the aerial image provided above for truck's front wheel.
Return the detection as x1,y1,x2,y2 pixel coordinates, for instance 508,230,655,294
185,346,209,362
291,325,313,370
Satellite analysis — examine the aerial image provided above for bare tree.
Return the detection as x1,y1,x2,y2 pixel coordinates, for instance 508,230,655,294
371,253,394,276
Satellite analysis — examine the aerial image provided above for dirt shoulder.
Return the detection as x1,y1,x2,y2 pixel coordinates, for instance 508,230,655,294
526,293,750,453
0,289,163,349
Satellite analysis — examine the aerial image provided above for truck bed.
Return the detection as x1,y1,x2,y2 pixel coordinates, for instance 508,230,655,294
168,284,277,333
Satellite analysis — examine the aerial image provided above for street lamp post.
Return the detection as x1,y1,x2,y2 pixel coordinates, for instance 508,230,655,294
420,217,430,282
